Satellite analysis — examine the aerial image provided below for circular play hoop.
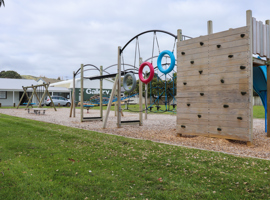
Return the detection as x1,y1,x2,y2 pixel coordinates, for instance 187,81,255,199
157,50,175,75
123,73,137,93
139,62,154,84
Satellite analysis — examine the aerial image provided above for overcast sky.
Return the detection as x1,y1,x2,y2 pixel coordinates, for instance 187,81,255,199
0,0,269,79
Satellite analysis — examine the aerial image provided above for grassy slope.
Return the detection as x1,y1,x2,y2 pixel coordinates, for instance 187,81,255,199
0,114,270,199
253,105,265,118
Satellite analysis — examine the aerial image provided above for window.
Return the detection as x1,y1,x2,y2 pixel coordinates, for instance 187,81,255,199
0,91,7,99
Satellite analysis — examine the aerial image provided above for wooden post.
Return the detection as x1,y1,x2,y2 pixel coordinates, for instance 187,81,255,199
58,103,60,107
117,46,121,128
207,20,213,34
0,103,1,107
100,66,103,120
73,71,76,117
145,80,148,120
177,29,182,42
103,75,118,129
17,87,26,109
80,64,84,122
247,10,254,143
266,19,270,137
139,57,143,126
13,103,15,107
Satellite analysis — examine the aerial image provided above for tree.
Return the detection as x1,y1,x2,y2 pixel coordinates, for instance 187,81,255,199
0,70,22,79
0,0,5,7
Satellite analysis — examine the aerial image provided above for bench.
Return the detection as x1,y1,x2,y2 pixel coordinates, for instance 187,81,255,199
27,108,47,115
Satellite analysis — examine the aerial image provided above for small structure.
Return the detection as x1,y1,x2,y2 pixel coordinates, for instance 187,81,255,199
176,10,269,144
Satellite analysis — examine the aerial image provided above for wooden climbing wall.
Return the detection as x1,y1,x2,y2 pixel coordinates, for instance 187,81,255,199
176,26,253,142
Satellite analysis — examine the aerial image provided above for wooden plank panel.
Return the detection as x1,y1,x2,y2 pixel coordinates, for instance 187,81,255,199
208,33,249,47
178,51,209,61
208,65,250,74
209,52,248,63
208,26,248,40
176,96,248,103
207,83,249,92
177,102,248,109
208,58,249,68
177,118,209,126
177,44,208,55
178,35,209,46
208,108,249,115
177,74,209,81
178,69,209,77
177,91,208,98
178,57,209,65
209,46,248,57
207,90,249,99
176,124,208,134
208,71,249,79
178,107,209,114
208,126,250,141
256,21,260,55
178,85,206,92
208,120,249,129
208,39,249,52
177,79,209,87
177,64,208,72
252,17,257,54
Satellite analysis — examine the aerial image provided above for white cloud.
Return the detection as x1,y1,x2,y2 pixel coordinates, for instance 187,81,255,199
0,0,269,79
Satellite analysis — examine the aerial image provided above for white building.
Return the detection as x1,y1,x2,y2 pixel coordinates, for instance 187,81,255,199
0,78,70,106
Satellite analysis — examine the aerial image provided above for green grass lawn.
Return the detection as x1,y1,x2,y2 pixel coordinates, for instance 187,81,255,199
0,114,270,199
253,105,265,118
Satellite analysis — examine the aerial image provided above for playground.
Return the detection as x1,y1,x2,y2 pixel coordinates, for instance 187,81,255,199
0,108,269,159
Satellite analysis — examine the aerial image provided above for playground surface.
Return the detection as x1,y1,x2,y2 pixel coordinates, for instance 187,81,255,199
1,108,269,160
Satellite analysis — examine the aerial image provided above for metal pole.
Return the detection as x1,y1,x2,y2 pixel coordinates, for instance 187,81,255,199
117,46,121,128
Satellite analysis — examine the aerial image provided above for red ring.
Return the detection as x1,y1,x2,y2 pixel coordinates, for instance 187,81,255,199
139,62,154,84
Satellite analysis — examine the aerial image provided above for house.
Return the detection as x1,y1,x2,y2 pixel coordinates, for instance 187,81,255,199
37,77,60,84
0,78,70,106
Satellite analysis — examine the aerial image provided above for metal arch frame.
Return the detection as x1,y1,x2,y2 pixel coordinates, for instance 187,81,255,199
74,64,100,77
120,29,192,54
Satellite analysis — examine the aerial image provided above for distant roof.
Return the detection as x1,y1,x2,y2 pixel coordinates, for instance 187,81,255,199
37,77,60,84
0,78,69,92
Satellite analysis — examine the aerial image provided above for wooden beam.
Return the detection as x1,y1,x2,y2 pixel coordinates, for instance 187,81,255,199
117,47,121,128
139,57,143,126
80,64,84,122
103,75,118,129
100,65,103,120
266,20,270,137
207,20,213,35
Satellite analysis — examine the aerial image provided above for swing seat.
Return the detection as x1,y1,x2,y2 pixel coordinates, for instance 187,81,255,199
149,106,153,111
172,104,176,109
155,105,161,111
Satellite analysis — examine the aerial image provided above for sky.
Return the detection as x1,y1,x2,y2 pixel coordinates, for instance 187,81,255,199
0,0,270,80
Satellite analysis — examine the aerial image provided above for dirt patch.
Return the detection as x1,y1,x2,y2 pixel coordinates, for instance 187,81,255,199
1,108,269,160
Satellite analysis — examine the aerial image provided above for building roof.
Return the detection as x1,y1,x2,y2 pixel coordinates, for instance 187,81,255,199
0,78,69,92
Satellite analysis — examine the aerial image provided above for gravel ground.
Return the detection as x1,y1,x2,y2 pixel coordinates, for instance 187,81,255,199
1,108,269,160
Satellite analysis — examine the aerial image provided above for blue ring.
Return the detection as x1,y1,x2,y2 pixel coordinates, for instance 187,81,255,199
157,50,175,74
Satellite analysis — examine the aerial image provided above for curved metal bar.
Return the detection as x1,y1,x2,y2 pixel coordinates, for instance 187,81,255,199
120,30,177,54
75,64,99,77
103,63,138,71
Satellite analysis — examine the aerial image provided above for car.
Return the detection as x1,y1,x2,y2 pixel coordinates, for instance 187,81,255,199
45,96,71,106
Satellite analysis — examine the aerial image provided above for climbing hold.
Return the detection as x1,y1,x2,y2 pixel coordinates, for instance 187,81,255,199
240,66,246,70
190,61,194,64
139,62,154,84
228,55,233,58
183,82,187,85
198,115,201,118
200,93,204,96
241,92,247,95
199,70,203,74
217,128,222,131
220,79,225,83
181,125,186,128
123,73,136,93
200,42,204,46
157,50,175,75
181,52,185,55
240,34,245,38
217,44,221,48
237,117,243,120
223,105,229,108
187,103,190,107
